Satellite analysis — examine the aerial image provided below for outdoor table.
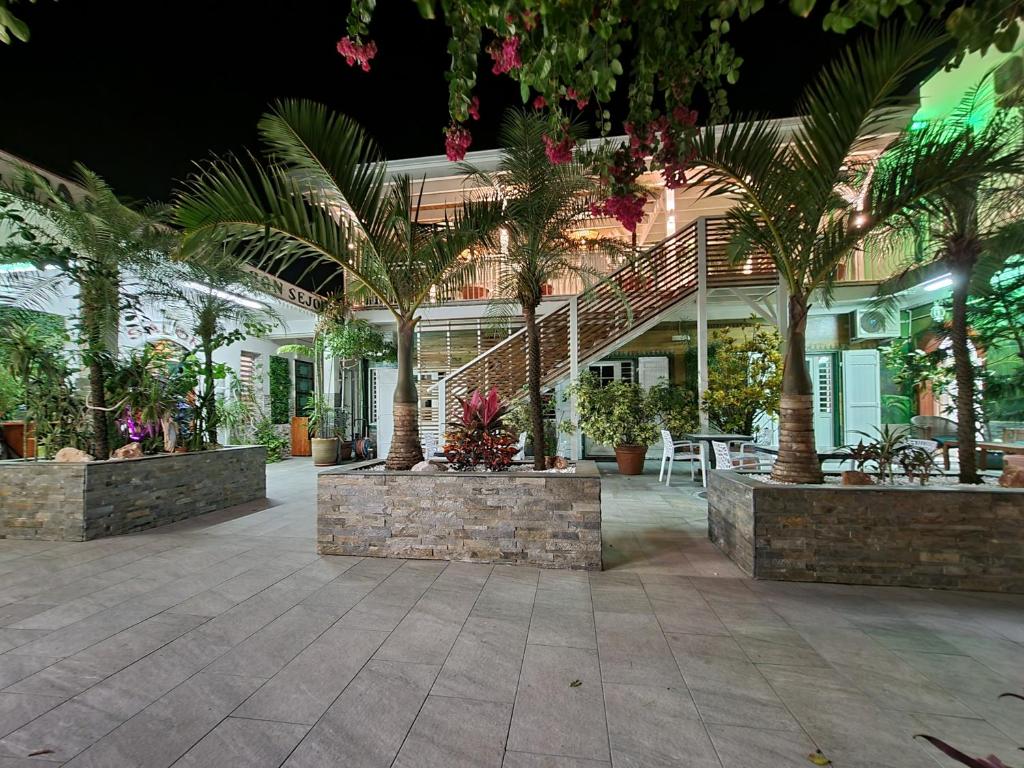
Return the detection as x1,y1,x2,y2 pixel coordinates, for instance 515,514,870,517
684,433,753,469
753,445,848,468
940,440,1024,471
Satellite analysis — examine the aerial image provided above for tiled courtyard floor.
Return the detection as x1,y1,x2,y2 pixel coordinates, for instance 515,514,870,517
0,460,1021,768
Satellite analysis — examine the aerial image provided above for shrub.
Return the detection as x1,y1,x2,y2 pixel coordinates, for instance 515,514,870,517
444,387,519,471
569,373,659,448
253,418,289,463
268,356,291,425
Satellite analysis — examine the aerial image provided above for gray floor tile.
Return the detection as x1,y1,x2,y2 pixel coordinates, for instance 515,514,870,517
502,753,610,768
0,692,63,739
705,723,820,768
284,660,438,768
432,616,529,703
394,695,511,768
173,717,309,768
594,611,683,686
234,625,388,724
507,644,608,762
604,682,718,768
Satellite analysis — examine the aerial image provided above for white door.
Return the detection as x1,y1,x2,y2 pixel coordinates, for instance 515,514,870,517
842,349,881,446
637,356,669,390
372,367,398,461
806,354,836,450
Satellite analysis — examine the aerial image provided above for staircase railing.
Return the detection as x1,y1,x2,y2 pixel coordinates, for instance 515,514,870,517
441,216,776,421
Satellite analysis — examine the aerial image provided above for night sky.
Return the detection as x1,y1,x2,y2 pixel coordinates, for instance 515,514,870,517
0,1,870,202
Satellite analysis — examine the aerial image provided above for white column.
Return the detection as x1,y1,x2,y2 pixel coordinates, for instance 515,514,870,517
437,377,446,447
696,218,710,431
568,295,582,460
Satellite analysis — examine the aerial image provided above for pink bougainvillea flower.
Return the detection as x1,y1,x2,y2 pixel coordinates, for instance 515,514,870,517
542,131,574,164
565,87,589,109
591,193,646,233
468,95,480,121
336,36,378,72
489,36,521,75
532,95,547,110
444,123,472,161
672,105,698,126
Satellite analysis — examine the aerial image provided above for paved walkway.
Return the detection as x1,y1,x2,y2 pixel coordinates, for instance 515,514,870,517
0,460,1021,767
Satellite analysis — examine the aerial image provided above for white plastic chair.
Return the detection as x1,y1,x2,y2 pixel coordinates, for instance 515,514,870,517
514,431,527,461
422,433,438,459
659,430,700,486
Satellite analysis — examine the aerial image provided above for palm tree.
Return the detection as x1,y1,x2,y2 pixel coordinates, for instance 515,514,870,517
462,111,617,470
0,165,174,459
868,96,1024,483
175,99,501,469
689,26,953,483
146,259,281,446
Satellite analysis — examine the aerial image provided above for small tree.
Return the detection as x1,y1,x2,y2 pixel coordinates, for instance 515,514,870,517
0,165,173,458
702,326,782,436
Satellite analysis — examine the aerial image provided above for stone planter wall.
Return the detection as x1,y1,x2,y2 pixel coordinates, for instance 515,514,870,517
317,461,602,570
0,446,266,541
707,471,1024,593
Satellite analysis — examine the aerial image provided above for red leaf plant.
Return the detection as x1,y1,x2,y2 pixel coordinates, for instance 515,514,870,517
444,387,519,472
916,692,1022,768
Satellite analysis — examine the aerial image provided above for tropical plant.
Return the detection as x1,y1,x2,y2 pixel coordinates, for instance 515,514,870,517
216,370,256,444
268,356,291,424
702,326,782,435
0,317,68,457
898,444,939,485
461,110,620,469
334,0,1019,169
145,260,278,446
647,381,700,436
444,387,519,471
252,417,289,463
569,373,659,448
323,318,396,362
175,99,501,469
303,392,333,439
840,425,913,484
869,89,1024,483
689,26,955,484
0,165,174,458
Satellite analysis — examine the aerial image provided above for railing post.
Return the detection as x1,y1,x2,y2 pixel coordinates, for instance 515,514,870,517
568,296,581,461
697,218,710,431
437,377,446,447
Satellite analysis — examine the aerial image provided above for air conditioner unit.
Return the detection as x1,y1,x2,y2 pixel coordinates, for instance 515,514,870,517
850,308,898,341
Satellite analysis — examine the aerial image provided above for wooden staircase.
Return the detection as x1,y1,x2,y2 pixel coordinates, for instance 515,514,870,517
440,217,777,420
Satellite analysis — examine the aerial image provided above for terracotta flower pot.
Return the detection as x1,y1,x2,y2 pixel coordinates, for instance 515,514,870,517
311,437,338,466
614,444,648,475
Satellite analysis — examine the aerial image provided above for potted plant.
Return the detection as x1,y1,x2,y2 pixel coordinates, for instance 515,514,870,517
306,394,338,466
570,373,658,475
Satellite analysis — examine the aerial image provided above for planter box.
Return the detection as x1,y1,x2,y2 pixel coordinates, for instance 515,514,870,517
317,460,602,570
707,470,1024,593
0,446,266,541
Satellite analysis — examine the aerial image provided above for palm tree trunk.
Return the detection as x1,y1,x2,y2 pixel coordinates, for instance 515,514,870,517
771,293,823,484
88,356,109,460
523,303,546,471
950,265,980,483
203,341,217,446
385,318,423,470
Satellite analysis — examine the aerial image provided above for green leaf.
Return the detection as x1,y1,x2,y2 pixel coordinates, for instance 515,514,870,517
789,0,815,17
520,81,530,104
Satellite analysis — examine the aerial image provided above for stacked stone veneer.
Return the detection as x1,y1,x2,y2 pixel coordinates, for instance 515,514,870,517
0,446,266,541
317,461,602,570
708,471,1024,593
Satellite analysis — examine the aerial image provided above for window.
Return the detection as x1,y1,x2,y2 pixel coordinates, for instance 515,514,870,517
817,358,832,415
588,360,635,387
239,351,259,404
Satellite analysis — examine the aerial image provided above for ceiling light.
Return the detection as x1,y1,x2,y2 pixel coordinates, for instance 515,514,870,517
183,281,267,310
922,274,953,292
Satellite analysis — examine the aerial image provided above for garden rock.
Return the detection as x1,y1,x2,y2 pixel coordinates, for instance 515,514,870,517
111,442,142,460
411,460,442,472
840,470,873,486
55,447,94,463
999,456,1024,488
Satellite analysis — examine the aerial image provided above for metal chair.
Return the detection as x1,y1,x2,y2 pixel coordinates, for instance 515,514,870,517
659,430,700,486
514,431,527,461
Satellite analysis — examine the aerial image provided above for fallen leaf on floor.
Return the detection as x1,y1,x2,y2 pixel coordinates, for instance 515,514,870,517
807,750,831,765
29,750,54,757
570,679,582,688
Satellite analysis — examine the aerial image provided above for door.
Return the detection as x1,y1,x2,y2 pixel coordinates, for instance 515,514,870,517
637,356,669,390
842,349,881,446
806,354,836,450
294,360,314,416
372,367,398,461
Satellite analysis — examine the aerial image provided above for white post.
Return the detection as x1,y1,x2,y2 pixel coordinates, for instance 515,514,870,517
696,218,710,431
437,377,446,448
568,295,582,460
